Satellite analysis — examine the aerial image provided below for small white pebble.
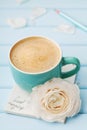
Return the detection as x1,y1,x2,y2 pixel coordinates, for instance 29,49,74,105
30,7,47,20
54,24,76,34
7,18,27,28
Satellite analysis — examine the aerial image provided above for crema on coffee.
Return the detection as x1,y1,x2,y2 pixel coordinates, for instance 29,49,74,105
10,37,61,73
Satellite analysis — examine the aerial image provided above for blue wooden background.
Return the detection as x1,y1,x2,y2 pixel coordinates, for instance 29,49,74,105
0,0,87,129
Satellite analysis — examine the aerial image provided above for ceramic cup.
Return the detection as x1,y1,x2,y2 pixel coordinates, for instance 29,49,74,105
9,36,80,91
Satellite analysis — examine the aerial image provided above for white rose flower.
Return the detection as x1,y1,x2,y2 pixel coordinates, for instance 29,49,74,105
32,78,81,123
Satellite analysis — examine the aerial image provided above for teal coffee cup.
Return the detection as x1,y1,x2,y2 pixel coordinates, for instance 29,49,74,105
9,36,80,91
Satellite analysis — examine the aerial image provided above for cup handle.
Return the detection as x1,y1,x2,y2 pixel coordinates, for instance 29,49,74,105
61,57,80,78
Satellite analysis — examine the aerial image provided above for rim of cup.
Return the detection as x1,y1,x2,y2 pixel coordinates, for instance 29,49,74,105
9,35,62,75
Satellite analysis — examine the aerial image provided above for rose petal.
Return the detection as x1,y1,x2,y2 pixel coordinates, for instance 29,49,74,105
30,7,47,20
7,18,27,28
54,24,76,34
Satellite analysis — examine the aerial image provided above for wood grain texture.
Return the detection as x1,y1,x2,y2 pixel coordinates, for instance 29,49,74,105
0,9,87,26
0,0,87,8
0,0,87,129
0,113,87,130
0,28,87,45
0,66,87,89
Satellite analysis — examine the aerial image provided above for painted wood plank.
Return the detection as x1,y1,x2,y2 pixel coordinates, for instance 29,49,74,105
76,67,87,88
0,0,87,8
80,89,87,114
0,65,87,89
0,89,87,114
0,66,14,88
0,9,87,26
0,89,11,112
0,27,87,45
61,45,87,65
0,45,87,65
0,0,87,129
0,45,10,65
0,113,87,130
